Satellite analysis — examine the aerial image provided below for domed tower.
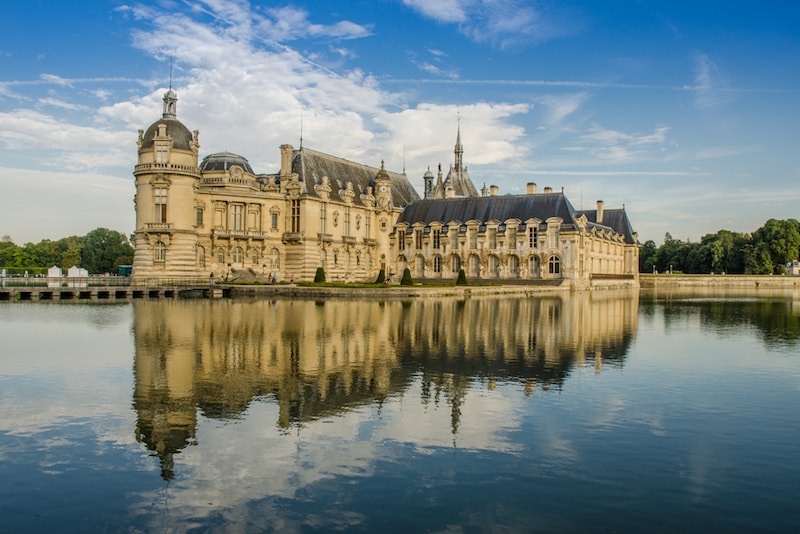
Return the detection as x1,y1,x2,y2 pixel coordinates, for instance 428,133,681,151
132,88,201,279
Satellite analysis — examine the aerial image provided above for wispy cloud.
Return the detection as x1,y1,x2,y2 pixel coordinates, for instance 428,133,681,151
402,0,580,47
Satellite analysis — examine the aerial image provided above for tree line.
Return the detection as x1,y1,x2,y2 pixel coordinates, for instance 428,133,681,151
639,218,800,275
0,228,134,275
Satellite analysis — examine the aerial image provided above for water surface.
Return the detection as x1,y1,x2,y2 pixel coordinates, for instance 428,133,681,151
0,290,798,532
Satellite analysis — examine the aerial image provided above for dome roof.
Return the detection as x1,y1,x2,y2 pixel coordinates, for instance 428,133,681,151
140,118,194,151
200,152,254,174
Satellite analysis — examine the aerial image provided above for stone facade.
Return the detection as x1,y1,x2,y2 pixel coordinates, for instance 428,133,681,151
132,89,639,288
133,89,418,283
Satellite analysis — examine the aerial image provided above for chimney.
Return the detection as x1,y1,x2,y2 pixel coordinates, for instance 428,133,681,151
526,182,537,194
596,200,604,224
490,185,499,196
543,186,553,194
279,144,293,180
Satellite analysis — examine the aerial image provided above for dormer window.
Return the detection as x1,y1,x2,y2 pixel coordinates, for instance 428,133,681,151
156,144,169,163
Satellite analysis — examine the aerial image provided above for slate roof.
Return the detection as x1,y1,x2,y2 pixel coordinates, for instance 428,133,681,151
576,208,638,244
398,193,579,227
140,118,194,151
200,152,255,174
292,147,420,207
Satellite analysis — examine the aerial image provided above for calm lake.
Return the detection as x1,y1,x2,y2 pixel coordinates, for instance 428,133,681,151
0,290,798,533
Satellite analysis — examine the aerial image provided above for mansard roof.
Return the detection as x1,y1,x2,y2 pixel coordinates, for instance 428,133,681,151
200,152,254,174
398,192,578,227
292,147,420,207
577,208,638,244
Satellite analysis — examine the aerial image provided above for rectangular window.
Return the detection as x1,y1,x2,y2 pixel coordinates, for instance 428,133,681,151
344,207,351,237
154,188,167,223
507,227,517,248
529,227,538,249
398,232,406,251
365,212,371,237
415,229,423,250
488,228,497,249
320,204,327,233
469,228,477,249
156,145,169,163
231,204,243,231
291,199,301,232
432,229,441,250
271,211,279,230
196,208,203,226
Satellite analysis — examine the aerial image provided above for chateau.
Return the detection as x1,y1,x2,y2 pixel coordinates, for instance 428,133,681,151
132,89,639,288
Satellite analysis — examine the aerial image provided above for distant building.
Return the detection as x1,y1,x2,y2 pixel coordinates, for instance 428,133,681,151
786,260,800,275
132,88,638,288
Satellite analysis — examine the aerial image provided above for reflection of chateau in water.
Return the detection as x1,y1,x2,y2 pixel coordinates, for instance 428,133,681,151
133,293,638,479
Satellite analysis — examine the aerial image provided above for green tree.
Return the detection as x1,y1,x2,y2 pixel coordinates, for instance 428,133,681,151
375,268,385,284
456,268,468,285
0,236,17,268
751,219,800,274
58,236,84,268
639,240,657,273
314,267,326,283
81,228,134,274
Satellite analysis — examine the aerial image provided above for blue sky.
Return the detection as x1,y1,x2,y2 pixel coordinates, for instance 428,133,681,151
1,0,798,245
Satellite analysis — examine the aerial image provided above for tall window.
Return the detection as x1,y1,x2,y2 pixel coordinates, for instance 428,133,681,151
451,255,461,273
217,248,225,263
233,247,244,264
432,229,441,250
528,226,538,249
398,233,405,251
548,228,559,249
433,255,442,273
270,248,280,269
156,145,169,163
507,227,517,248
469,228,477,249
344,207,351,237
488,228,497,249
548,255,560,274
415,229,423,250
231,205,243,231
251,249,259,265
365,212,371,237
154,241,166,262
271,211,279,230
154,188,167,223
291,199,301,232
197,245,205,267
320,203,327,233
196,207,204,226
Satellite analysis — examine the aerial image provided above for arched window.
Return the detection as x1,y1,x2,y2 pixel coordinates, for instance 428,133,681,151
451,255,461,273
508,255,518,276
469,254,480,276
548,255,560,274
233,247,244,264
251,249,259,265
433,255,442,273
488,255,499,276
154,241,166,262
270,248,280,269
529,256,539,277
217,247,225,264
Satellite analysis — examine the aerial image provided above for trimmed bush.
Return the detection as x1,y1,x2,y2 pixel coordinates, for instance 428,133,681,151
375,268,385,284
400,267,413,286
314,267,326,283
456,268,468,285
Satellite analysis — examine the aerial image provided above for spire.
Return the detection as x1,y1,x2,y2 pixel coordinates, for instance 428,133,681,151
162,57,178,119
454,113,464,173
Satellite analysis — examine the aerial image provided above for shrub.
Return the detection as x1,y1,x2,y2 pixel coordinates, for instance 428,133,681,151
456,268,468,285
400,267,413,286
375,268,385,284
314,267,326,283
